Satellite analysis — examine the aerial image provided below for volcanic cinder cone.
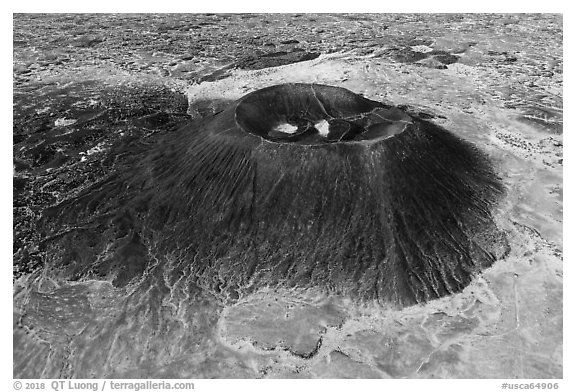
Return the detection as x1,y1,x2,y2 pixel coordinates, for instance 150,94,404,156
41,83,508,306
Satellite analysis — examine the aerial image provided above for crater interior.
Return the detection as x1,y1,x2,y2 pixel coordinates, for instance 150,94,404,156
235,84,412,144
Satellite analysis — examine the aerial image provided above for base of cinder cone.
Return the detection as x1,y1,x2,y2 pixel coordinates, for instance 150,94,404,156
39,83,507,306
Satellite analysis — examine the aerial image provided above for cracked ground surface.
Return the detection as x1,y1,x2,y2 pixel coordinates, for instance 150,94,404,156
13,14,562,378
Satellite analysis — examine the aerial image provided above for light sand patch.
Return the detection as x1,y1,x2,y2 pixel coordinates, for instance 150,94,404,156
315,120,330,137
273,123,298,134
411,45,433,53
54,117,77,127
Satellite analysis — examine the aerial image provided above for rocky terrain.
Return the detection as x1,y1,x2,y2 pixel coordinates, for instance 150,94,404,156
13,14,562,379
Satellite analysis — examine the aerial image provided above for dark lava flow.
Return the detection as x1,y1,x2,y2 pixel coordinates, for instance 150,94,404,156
39,83,508,306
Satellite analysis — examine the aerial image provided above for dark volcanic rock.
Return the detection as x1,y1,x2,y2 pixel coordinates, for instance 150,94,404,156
39,83,507,306
12,79,191,279
236,50,321,70
430,50,459,65
389,47,429,63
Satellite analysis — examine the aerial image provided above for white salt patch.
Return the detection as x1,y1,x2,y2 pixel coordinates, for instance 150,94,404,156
79,143,106,158
273,123,298,134
315,120,330,137
411,45,433,53
86,145,104,155
54,118,77,127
